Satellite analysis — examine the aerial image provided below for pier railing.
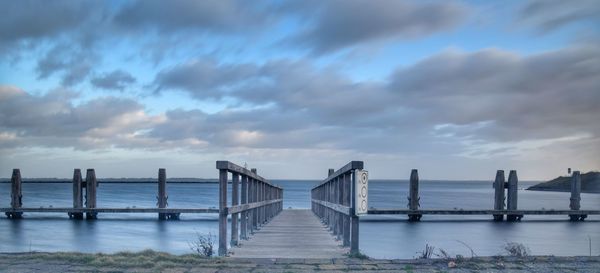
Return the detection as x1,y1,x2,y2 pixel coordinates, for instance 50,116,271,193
216,161,283,256
311,161,364,254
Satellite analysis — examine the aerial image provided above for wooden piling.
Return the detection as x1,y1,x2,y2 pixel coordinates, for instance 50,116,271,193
218,169,228,256
240,175,248,240
506,170,522,221
69,169,83,219
85,169,98,219
493,170,505,221
408,169,421,221
231,173,240,246
158,168,167,220
7,169,23,219
569,171,586,221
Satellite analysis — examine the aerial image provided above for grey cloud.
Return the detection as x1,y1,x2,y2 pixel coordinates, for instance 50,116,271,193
389,45,600,142
519,0,600,33
0,86,157,150
114,0,269,33
0,0,107,58
91,70,137,91
0,1,94,43
282,0,467,54
153,44,600,155
154,60,259,98
35,44,96,86
155,59,393,126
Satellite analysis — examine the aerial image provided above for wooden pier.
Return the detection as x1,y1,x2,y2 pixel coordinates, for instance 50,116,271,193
2,160,599,258
231,209,346,258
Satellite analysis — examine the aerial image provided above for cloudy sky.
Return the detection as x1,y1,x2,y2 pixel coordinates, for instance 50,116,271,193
1,0,598,180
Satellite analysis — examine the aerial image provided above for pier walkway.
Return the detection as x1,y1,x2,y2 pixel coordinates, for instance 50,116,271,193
231,209,346,258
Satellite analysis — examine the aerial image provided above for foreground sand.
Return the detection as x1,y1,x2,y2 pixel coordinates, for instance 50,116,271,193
0,250,598,272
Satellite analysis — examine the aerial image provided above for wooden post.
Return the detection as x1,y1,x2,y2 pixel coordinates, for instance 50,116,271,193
218,169,228,256
506,170,521,221
337,175,343,240
260,182,264,225
231,173,239,246
350,170,359,254
408,169,421,221
252,179,258,231
569,171,585,221
240,175,248,240
158,168,167,220
7,169,23,219
250,168,260,230
70,169,83,219
85,169,97,220
343,173,350,246
493,170,505,221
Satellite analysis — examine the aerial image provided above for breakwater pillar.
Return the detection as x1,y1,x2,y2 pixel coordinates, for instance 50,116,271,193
6,169,23,219
493,170,505,221
506,170,522,221
569,171,586,221
408,169,421,221
69,169,84,219
85,169,97,219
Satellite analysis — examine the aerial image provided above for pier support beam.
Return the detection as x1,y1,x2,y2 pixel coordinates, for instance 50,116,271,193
493,170,505,221
408,169,422,222
69,169,84,219
85,169,98,220
6,169,23,219
506,170,522,222
569,171,586,221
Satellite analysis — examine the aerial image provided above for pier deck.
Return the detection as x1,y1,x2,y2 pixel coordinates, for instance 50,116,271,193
231,209,347,258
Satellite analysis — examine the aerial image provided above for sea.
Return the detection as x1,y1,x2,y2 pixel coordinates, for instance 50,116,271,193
0,180,598,259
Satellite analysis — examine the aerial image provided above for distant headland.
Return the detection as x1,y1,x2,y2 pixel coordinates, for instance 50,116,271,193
527,171,600,193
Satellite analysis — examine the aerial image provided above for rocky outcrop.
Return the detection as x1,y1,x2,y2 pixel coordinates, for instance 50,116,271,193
527,171,600,193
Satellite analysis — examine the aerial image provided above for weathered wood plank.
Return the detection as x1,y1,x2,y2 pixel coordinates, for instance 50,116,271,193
311,200,350,215
231,210,346,258
315,161,363,187
216,161,281,188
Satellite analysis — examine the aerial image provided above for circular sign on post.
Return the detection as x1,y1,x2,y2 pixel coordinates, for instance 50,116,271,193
361,172,367,184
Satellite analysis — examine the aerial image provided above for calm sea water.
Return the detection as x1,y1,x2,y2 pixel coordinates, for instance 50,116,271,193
0,180,598,258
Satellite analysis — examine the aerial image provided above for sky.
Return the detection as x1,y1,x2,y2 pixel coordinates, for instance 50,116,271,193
0,0,599,180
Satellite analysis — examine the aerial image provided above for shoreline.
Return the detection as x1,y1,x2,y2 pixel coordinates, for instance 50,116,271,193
0,250,598,272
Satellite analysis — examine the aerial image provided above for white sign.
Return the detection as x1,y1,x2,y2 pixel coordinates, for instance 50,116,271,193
354,170,368,215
